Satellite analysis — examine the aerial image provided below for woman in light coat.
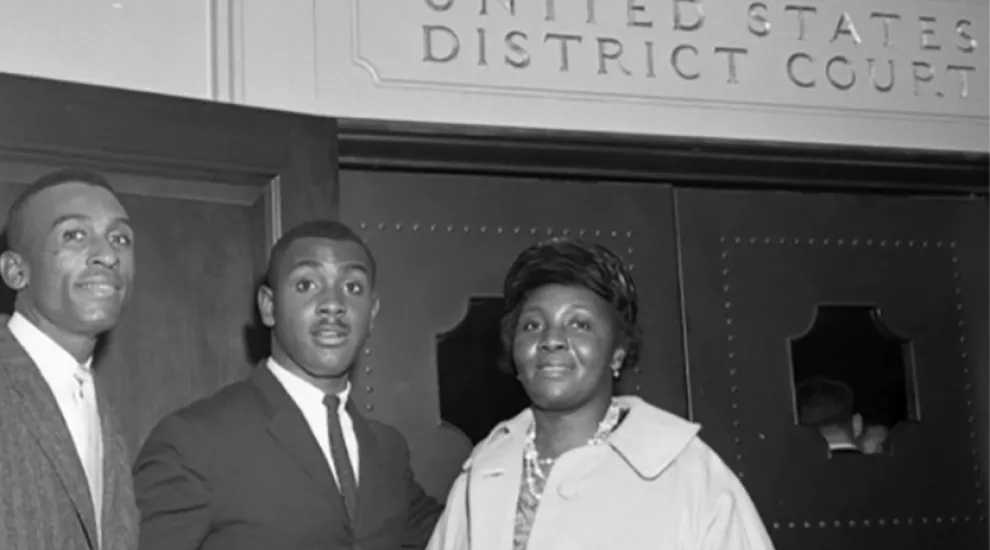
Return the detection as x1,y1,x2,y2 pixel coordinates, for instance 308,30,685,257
428,238,776,550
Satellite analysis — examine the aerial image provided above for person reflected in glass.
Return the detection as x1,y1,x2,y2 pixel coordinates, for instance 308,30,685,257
428,238,775,550
859,424,889,455
795,376,864,455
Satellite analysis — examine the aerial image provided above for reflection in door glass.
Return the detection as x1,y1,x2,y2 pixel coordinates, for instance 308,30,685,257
436,296,529,445
790,304,918,457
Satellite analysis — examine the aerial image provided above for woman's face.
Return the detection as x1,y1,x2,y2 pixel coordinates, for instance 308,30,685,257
512,284,624,412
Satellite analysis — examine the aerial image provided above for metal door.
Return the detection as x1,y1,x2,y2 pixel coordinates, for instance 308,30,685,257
340,171,683,497
678,189,988,549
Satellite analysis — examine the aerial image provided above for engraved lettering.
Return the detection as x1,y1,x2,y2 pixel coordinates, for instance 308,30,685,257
670,44,700,80
912,61,935,96
919,16,941,51
645,40,656,78
787,52,815,87
544,33,583,72
478,28,488,65
545,0,556,21
826,56,855,90
597,37,632,75
423,25,460,63
413,0,980,106
627,0,653,27
785,5,817,41
673,0,705,32
871,13,900,47
867,58,894,92
480,0,515,15
831,12,862,45
956,20,977,53
715,46,747,84
426,0,454,11
748,2,771,37
505,31,530,68
947,65,975,98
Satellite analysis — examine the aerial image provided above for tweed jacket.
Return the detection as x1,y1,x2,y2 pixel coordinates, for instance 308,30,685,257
0,319,139,550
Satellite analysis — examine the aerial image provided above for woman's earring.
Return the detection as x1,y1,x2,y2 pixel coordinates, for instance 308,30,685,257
612,368,621,379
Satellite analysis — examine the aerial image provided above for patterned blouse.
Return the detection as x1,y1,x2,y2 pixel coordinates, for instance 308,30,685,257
512,402,627,550
512,457,547,550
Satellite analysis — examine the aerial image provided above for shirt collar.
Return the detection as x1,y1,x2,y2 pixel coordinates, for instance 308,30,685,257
8,311,93,379
266,356,350,413
829,441,861,452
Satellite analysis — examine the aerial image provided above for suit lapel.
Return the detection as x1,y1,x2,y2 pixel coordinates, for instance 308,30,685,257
0,326,99,548
251,364,349,521
101,408,117,547
350,402,382,533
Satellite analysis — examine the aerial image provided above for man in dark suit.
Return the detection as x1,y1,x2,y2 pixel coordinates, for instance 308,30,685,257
0,169,139,550
134,220,443,550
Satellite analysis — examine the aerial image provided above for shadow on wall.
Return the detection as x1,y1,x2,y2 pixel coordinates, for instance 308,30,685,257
242,275,271,366
437,296,530,444
0,232,12,315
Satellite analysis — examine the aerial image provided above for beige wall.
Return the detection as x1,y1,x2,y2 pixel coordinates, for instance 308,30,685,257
0,0,985,148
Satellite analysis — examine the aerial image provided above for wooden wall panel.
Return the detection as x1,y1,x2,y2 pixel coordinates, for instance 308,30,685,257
106,192,258,451
0,74,341,452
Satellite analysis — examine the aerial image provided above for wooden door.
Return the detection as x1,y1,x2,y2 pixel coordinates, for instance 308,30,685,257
678,189,989,549
0,74,339,453
340,170,685,498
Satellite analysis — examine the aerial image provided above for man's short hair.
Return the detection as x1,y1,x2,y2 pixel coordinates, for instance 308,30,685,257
796,375,856,427
5,169,117,253
265,220,376,288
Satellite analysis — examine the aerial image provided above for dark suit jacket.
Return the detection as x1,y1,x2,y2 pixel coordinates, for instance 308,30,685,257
133,364,443,550
0,321,139,550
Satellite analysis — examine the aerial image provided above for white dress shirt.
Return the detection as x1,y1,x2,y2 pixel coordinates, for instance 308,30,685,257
9,312,104,542
267,357,360,485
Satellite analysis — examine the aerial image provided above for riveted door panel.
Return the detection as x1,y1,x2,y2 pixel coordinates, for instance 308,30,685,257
677,188,988,549
340,171,682,498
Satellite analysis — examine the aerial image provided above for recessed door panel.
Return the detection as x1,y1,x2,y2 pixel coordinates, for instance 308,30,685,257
678,188,988,549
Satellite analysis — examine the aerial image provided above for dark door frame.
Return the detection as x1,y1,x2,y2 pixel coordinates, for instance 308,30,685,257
337,119,989,196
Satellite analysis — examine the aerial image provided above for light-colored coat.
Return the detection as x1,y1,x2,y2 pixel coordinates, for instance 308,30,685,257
428,395,775,550
0,321,139,550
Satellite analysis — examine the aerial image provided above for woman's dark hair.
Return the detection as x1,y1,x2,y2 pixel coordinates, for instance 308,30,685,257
498,237,642,375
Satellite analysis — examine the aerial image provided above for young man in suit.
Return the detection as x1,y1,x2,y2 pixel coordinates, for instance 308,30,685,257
0,169,139,550
134,220,443,550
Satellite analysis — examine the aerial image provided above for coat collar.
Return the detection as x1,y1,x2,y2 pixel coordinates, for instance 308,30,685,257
466,395,701,480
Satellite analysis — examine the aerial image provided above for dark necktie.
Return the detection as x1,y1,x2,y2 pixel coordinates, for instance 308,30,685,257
323,394,359,522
